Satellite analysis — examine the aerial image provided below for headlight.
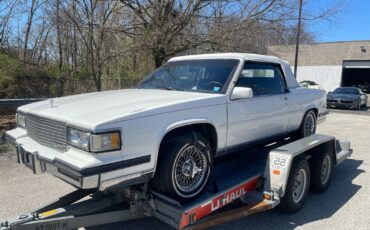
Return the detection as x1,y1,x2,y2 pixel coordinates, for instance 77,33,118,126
67,128,90,151
67,128,121,152
91,132,121,152
16,113,26,128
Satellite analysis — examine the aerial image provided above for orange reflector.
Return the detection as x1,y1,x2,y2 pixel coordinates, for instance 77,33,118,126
111,133,120,148
191,213,197,224
273,170,280,175
263,194,271,200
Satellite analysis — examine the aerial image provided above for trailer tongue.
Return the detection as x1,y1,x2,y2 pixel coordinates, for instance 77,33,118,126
1,134,352,230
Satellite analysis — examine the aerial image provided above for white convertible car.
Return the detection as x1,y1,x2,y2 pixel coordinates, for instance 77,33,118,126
6,53,327,200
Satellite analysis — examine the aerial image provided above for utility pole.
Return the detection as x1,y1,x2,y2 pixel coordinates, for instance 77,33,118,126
294,0,303,78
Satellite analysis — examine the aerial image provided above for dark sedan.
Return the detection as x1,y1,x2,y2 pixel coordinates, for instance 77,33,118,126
327,87,368,110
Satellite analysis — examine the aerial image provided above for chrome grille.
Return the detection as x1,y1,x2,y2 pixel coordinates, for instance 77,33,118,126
26,114,67,152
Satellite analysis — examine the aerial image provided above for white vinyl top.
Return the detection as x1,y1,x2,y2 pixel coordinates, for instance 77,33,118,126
168,53,299,89
169,53,286,64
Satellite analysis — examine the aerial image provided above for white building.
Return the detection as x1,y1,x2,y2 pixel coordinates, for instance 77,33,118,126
269,40,370,92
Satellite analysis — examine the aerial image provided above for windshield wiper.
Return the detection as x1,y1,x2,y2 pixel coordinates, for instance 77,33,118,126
161,86,183,91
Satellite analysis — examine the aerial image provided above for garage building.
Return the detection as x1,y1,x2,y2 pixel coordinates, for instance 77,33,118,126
268,40,370,92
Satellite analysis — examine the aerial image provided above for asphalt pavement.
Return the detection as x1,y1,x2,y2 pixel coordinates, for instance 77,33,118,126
1,112,370,229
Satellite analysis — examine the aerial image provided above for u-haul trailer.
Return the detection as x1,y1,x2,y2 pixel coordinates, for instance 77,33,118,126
0,134,352,230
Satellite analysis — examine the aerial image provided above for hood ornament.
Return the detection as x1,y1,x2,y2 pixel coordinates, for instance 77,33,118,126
50,99,56,108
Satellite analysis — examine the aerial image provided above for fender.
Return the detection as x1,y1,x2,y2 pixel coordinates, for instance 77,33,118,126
299,104,319,127
303,103,318,114
164,118,215,133
151,118,219,175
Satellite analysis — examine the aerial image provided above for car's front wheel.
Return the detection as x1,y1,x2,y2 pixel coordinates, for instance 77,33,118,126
152,132,212,200
357,100,362,110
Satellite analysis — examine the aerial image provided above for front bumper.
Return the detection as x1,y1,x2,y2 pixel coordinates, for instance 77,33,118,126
5,130,153,190
327,99,359,109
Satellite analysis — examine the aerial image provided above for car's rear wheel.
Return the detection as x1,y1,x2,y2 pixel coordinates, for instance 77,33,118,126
152,132,212,200
298,110,317,138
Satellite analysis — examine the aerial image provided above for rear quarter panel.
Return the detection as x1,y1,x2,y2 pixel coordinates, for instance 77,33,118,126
287,87,326,131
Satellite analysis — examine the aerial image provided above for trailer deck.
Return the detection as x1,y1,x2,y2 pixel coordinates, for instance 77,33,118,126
0,134,352,230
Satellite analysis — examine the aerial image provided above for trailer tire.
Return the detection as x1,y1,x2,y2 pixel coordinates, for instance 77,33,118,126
310,152,334,193
279,158,310,213
152,132,212,200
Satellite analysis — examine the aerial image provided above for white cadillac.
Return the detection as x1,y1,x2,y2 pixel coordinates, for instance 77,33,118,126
6,53,327,200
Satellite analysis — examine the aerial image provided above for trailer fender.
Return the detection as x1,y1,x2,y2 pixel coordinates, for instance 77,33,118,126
263,134,336,198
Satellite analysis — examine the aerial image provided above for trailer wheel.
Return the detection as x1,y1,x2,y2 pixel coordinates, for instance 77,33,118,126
310,152,334,193
279,158,310,213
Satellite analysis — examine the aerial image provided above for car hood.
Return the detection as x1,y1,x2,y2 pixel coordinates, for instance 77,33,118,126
328,93,359,100
18,89,225,130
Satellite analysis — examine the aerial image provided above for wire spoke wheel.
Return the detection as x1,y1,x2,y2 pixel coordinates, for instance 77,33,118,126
153,132,212,200
303,113,316,137
173,145,208,193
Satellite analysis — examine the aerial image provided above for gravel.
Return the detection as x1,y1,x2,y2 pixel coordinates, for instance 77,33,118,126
1,111,369,229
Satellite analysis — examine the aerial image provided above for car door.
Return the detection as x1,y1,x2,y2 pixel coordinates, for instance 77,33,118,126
226,62,290,149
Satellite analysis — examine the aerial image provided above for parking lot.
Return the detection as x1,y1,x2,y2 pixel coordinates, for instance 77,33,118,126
1,110,370,229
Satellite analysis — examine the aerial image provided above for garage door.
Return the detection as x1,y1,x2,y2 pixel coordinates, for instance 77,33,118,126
342,61,370,93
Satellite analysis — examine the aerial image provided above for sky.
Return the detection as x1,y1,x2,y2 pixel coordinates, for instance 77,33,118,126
308,0,370,42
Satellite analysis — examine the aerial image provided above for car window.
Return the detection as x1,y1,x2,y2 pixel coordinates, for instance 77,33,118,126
236,63,286,96
139,59,239,93
333,88,360,95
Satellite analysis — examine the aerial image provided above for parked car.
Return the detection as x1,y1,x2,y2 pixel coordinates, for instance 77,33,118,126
6,53,327,200
327,87,368,110
299,80,322,90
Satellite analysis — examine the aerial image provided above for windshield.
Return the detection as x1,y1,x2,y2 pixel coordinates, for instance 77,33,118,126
333,88,360,95
138,59,239,93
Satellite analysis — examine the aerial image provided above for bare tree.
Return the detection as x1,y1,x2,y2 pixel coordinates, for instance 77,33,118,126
119,0,309,66
119,0,213,67
23,0,39,63
0,0,18,46
59,0,120,91
0,0,346,98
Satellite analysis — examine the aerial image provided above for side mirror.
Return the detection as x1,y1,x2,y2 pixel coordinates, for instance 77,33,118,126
231,87,253,100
